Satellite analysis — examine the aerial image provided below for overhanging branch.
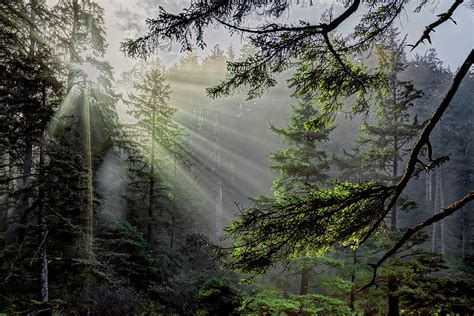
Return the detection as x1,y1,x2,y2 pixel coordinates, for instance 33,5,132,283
359,190,474,292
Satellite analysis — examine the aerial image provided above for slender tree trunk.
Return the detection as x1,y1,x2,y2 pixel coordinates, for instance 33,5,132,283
425,171,432,202
462,117,471,259
439,172,446,256
17,0,36,244
0,154,8,261
432,170,440,253
82,85,94,259
170,155,177,249
387,85,400,316
215,180,223,236
214,109,223,237
461,206,466,258
17,135,33,243
299,266,310,295
148,106,156,243
38,136,50,315
391,166,398,230
5,154,15,241
349,250,357,311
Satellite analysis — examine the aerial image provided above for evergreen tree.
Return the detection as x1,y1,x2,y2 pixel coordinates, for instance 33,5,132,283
362,31,423,230
0,0,120,312
252,99,333,298
269,99,333,194
123,59,184,244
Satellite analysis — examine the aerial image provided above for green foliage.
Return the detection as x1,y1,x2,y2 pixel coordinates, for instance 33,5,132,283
268,100,334,193
292,50,385,129
226,181,392,274
96,220,160,289
196,277,243,315
240,286,350,315
124,58,184,160
395,252,474,314
1,0,473,314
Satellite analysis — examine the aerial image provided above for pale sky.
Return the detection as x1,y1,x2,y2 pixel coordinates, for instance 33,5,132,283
99,0,473,75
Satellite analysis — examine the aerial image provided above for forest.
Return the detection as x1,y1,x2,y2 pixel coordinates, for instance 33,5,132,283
0,0,473,315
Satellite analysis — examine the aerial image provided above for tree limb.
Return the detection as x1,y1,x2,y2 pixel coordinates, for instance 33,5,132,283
359,190,474,292
408,0,464,51
322,32,366,89
127,0,361,56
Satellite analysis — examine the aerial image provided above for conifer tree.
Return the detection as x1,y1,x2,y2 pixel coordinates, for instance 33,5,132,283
253,99,333,296
49,0,119,265
362,31,422,231
123,59,184,243
269,99,333,194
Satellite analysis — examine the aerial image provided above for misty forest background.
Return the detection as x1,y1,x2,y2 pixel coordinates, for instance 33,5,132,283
0,0,473,315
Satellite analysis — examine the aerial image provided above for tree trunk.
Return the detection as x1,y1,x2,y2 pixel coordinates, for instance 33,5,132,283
461,116,471,259
388,278,400,316
170,155,177,249
432,170,440,253
38,138,50,315
4,154,16,243
349,250,357,311
17,0,36,244
214,109,223,237
215,180,223,236
299,266,310,295
461,206,466,258
439,172,446,256
17,135,33,244
387,76,399,316
425,170,432,202
82,86,94,259
148,107,156,243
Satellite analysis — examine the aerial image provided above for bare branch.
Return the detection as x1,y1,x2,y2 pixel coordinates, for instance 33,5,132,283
408,0,464,51
359,190,474,292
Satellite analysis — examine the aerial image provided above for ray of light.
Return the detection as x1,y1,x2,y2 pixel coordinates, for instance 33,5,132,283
48,85,81,135
173,106,282,152
83,85,94,260
172,125,275,200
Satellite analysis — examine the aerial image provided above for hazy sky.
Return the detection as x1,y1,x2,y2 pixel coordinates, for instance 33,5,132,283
99,0,473,75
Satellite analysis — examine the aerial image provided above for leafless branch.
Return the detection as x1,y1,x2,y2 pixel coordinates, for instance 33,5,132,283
359,190,474,292
408,0,464,51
